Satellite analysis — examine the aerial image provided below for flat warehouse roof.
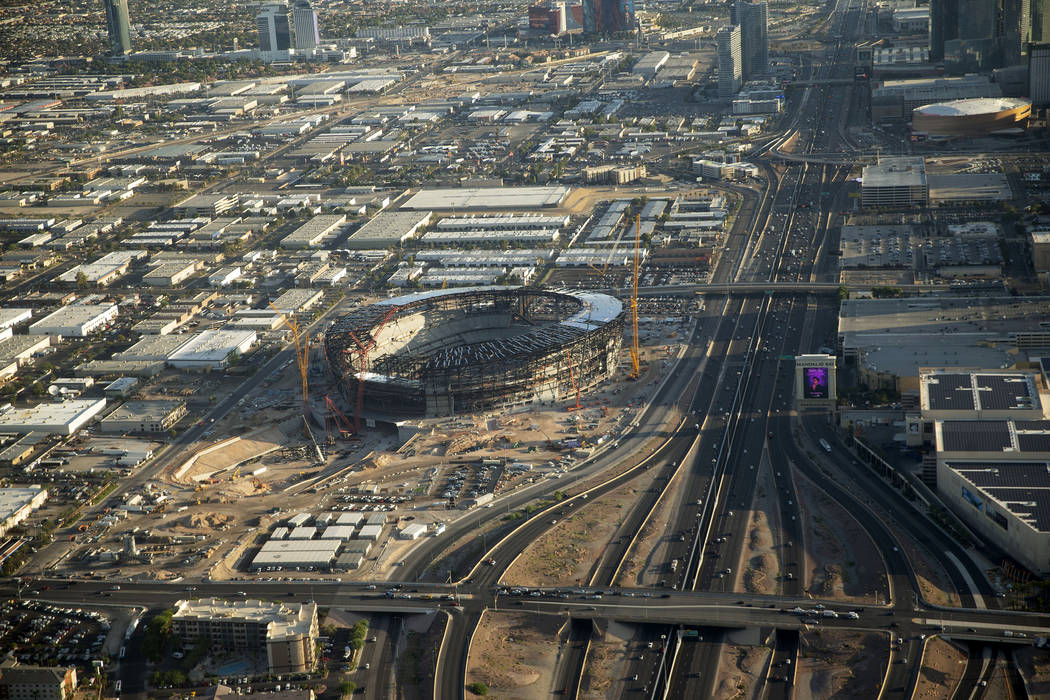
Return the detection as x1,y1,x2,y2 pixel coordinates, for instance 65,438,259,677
401,186,570,210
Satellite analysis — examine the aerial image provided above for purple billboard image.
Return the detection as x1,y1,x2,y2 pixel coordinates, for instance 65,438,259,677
803,367,829,399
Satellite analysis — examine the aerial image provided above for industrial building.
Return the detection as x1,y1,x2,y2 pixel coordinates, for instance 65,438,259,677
167,330,257,370
400,187,569,211
0,335,50,366
934,419,1050,573
270,288,324,314
142,262,197,287
0,487,48,539
325,287,624,418
0,399,107,435
344,211,432,249
100,400,187,435
912,98,1031,138
0,309,32,332
280,215,346,249
860,156,928,208
172,598,318,673
919,371,1044,421
838,296,1050,391
250,539,340,569
29,304,118,337
55,251,145,287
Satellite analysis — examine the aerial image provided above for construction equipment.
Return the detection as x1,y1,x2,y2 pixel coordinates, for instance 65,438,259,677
565,349,581,411
269,303,324,464
630,214,641,377
268,303,311,416
324,395,354,438
345,305,399,434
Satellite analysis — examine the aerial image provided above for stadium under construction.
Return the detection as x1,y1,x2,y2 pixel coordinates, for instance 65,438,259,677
324,286,625,419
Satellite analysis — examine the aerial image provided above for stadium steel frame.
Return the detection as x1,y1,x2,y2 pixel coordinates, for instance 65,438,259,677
324,287,625,418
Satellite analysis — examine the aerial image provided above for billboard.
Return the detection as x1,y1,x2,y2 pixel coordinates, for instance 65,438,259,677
803,367,829,399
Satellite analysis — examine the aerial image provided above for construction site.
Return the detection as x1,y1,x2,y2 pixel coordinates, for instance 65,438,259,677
323,287,627,419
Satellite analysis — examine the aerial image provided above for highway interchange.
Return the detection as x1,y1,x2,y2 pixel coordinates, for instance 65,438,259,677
8,0,1047,697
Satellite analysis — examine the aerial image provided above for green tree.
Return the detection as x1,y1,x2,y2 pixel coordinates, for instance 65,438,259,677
339,680,357,696
142,608,176,663
75,270,89,289
467,681,489,696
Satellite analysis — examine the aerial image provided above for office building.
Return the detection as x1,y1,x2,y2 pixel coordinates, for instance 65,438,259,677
0,664,76,700
582,0,634,33
1031,43,1050,105
717,25,743,99
257,4,293,58
731,1,769,79
292,0,320,51
930,0,1032,71
101,0,131,57
102,0,132,57
172,598,318,673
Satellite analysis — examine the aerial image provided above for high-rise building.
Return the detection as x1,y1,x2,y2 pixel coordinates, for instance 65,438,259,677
1030,43,1050,104
930,0,1033,70
1034,0,1050,43
257,3,293,56
102,0,132,57
581,0,634,33
731,1,769,80
292,0,320,51
718,25,743,99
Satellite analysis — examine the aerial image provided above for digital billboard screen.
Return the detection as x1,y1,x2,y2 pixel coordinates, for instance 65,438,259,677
803,367,829,399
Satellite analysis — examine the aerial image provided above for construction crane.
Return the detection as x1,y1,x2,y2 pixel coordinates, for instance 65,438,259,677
269,303,311,415
270,303,324,464
324,395,354,438
345,305,400,434
565,349,581,411
630,214,641,378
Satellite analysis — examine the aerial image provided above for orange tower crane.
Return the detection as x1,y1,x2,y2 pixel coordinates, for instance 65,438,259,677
269,303,311,416
345,305,399,434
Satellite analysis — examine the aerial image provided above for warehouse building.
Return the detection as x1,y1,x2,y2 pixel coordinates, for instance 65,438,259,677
0,335,50,366
400,186,569,210
143,262,197,286
0,309,32,332
280,215,346,249
0,486,48,539
344,211,432,250
0,398,107,435
270,288,324,314
934,419,1050,573
919,371,1044,421
250,539,340,570
100,400,187,435
167,330,256,370
29,304,118,337
172,598,318,673
55,250,145,287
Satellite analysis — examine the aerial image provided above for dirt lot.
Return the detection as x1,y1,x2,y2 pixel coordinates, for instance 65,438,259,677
502,475,650,588
794,471,888,604
713,644,771,699
739,456,782,595
1015,646,1050,698
796,630,888,699
580,621,636,699
914,637,966,699
466,611,564,699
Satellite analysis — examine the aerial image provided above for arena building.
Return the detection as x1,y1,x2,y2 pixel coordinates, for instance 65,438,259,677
325,286,624,418
911,97,1031,139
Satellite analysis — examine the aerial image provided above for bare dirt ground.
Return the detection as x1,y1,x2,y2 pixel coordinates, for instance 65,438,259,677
794,471,888,604
1014,646,1050,699
466,611,564,699
395,612,446,700
616,468,683,587
713,644,771,700
739,457,781,596
580,621,636,700
502,475,650,588
795,630,888,700
914,637,967,699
